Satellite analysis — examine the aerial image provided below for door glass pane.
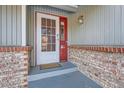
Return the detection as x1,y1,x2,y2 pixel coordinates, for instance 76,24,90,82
41,18,46,27
42,35,47,43
60,22,65,40
52,28,55,35
48,36,52,43
47,44,52,51
41,35,47,51
41,18,56,52
52,44,55,51
42,27,47,35
52,36,56,43
47,28,51,35
47,19,51,27
52,20,56,27
42,46,47,51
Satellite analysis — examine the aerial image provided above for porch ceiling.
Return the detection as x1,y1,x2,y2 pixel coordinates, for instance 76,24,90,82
48,5,78,13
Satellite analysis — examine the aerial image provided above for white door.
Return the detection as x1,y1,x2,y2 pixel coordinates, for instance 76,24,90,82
36,13,60,65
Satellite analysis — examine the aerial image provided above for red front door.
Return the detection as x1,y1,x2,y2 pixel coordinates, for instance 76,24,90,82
60,17,67,62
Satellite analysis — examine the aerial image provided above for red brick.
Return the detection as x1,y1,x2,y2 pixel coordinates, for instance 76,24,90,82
112,61,118,65
122,48,124,53
105,48,108,52
118,48,121,53
24,58,29,61
121,48,123,53
109,48,113,53
0,46,31,52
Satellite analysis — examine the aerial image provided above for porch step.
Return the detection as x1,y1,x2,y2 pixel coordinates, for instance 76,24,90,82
28,62,77,82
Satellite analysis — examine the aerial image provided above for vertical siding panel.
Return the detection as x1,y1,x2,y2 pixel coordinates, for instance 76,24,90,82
12,5,17,45
16,6,22,45
0,6,2,45
31,7,34,66
119,6,122,45
100,6,105,45
95,6,98,45
30,6,34,66
114,6,121,45
104,6,110,45
30,6,33,46
7,5,12,45
97,6,101,44
103,6,106,45
2,6,7,45
121,6,124,44
83,7,87,44
28,6,30,45
26,6,29,45
120,5,122,45
86,7,91,44
109,6,115,45
99,6,103,45
31,9,34,47
98,6,101,44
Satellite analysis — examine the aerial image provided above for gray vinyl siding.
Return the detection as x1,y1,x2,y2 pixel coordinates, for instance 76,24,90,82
0,5,22,46
27,5,70,66
121,6,124,44
16,6,22,45
7,6,12,45
12,5,17,45
0,6,2,45
2,6,7,45
69,5,124,46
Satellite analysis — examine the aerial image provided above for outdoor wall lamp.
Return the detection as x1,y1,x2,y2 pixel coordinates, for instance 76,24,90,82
78,15,84,24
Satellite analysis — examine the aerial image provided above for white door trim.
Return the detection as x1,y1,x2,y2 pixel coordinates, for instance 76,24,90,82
36,13,60,65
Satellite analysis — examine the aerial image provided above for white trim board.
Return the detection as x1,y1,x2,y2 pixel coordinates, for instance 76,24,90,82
21,5,26,46
28,67,77,82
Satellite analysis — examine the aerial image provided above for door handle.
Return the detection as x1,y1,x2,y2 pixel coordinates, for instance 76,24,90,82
57,34,59,40
61,45,65,48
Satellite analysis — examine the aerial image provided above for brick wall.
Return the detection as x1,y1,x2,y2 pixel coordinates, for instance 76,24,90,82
0,46,31,88
68,45,124,88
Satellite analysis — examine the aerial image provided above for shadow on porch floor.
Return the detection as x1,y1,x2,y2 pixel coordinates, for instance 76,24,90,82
28,62,102,88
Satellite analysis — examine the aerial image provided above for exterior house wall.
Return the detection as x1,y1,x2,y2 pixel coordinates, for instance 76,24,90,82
68,5,124,88
69,5,124,45
0,5,22,46
0,5,30,88
27,5,70,66
69,45,124,87
0,46,31,87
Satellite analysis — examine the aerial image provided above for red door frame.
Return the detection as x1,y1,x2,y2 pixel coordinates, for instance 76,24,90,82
60,16,68,62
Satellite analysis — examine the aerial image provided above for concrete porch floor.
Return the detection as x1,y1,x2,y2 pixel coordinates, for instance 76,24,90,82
28,62,102,88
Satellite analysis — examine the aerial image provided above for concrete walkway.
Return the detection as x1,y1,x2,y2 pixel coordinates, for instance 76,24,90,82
28,71,102,88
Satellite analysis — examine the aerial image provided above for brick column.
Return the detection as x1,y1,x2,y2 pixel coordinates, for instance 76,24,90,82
0,46,31,88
